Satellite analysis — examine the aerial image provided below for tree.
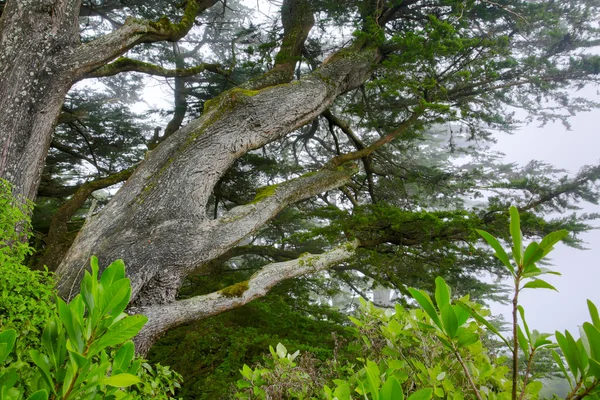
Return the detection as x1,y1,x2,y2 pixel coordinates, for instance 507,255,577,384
1,0,600,355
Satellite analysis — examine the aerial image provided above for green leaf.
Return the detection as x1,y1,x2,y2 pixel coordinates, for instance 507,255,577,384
0,329,16,364
517,306,531,342
88,314,147,356
100,373,141,387
523,242,543,269
456,300,512,349
380,376,403,400
407,388,433,400
435,277,451,309
455,305,470,327
113,341,135,374
441,303,458,338
366,360,381,400
68,350,88,369
333,381,352,400
98,279,131,319
276,343,287,359
551,350,573,388
584,323,600,360
408,288,442,330
509,206,523,266
57,296,84,353
99,259,126,288
517,326,530,354
475,229,514,275
589,300,600,330
539,230,569,252
29,350,55,394
522,279,557,291
457,332,479,348
556,331,580,379
26,390,48,400
589,358,600,380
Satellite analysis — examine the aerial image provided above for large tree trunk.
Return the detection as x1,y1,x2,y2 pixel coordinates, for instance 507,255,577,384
2,0,380,354
0,0,80,200
55,43,379,352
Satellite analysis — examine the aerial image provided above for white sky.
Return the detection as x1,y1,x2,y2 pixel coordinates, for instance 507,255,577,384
489,95,600,335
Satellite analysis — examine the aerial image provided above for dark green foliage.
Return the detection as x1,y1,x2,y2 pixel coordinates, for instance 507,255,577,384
148,290,349,400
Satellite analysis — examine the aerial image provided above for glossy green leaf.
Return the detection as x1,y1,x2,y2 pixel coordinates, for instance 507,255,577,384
0,329,16,364
88,314,147,356
455,304,470,327
457,332,479,348
407,388,433,400
551,349,573,388
98,279,131,319
99,259,126,288
435,277,451,309
41,319,64,370
584,323,600,360
68,350,88,369
113,341,135,374
509,206,523,266
556,331,580,379
589,358,600,380
366,360,381,400
517,325,529,354
441,303,458,338
589,300,600,330
539,230,569,252
475,229,514,275
522,279,557,291
25,390,48,400
456,300,512,349
380,376,403,400
100,373,140,387
408,288,442,329
517,306,531,342
523,242,543,268
29,350,55,394
57,297,84,353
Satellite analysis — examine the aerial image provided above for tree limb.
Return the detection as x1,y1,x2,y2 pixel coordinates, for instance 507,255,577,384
131,240,360,355
35,167,135,271
68,0,219,78
82,57,223,80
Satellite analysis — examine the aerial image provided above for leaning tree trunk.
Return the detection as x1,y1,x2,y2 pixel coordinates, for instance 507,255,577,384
0,0,80,201
0,0,218,201
56,44,380,352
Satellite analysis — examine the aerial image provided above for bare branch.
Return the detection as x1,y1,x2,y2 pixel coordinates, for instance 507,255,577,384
68,0,219,78
131,240,360,355
82,57,223,80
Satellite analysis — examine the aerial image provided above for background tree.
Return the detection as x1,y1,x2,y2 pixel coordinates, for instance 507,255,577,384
1,0,600,358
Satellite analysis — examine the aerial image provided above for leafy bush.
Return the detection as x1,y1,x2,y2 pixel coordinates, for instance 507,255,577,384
0,257,183,400
235,207,600,399
0,178,183,400
0,179,56,362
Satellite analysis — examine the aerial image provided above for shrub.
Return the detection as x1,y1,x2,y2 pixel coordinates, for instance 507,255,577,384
0,180,182,399
235,207,600,399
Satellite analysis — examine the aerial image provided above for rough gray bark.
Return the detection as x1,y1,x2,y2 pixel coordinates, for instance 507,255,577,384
131,241,360,355
0,0,218,201
0,0,80,201
2,0,379,354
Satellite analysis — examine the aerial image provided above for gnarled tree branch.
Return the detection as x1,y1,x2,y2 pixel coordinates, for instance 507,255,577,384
131,240,360,355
